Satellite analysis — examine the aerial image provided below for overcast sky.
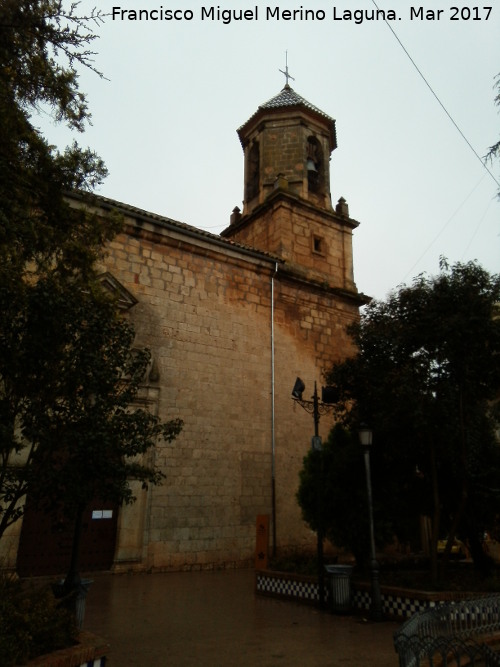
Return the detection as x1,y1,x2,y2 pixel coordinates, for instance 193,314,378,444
40,0,499,300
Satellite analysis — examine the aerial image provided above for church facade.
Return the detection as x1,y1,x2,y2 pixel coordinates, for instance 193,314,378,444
5,85,368,574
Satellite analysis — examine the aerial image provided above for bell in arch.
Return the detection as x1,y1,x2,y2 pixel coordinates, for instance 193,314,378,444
306,158,318,172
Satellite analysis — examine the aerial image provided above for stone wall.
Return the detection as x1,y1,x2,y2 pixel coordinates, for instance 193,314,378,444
102,216,276,570
99,202,360,571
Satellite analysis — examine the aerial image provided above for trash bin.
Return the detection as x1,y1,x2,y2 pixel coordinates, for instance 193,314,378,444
324,564,353,613
73,578,92,629
52,578,93,629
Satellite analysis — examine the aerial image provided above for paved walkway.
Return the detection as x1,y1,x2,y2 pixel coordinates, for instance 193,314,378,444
84,569,401,666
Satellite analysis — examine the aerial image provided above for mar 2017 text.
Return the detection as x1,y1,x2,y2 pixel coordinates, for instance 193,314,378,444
111,6,494,24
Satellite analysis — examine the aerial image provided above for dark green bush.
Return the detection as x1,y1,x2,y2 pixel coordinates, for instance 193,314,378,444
0,573,77,667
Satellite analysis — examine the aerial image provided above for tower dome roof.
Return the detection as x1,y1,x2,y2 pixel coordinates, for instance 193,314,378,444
258,84,334,122
237,85,337,151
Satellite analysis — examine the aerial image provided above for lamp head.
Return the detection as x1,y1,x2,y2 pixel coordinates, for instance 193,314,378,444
292,377,305,400
358,424,373,447
321,386,339,405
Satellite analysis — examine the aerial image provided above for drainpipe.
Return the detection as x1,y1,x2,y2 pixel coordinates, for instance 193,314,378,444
271,262,278,557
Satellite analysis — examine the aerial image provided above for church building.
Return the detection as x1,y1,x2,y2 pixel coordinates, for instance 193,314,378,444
7,84,368,575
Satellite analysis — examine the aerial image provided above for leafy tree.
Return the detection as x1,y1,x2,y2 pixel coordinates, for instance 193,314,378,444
297,425,421,567
297,426,374,567
6,274,183,587
486,73,500,197
0,0,183,589
326,260,500,582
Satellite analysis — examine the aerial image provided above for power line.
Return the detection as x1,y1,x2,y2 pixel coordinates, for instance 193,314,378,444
401,175,488,283
461,196,495,259
371,0,500,190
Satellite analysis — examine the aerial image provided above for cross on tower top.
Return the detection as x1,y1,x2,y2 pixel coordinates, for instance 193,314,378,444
279,51,295,87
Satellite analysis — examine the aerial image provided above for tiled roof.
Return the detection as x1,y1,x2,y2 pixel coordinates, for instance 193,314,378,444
67,191,280,263
258,84,334,122
237,85,337,149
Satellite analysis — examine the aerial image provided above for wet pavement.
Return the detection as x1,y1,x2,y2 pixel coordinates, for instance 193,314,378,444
84,569,401,666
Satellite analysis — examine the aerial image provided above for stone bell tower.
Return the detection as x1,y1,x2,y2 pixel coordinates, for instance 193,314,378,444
221,84,360,295
239,83,337,214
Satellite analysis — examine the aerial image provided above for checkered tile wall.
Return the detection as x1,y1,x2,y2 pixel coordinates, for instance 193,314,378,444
256,572,440,619
256,572,329,604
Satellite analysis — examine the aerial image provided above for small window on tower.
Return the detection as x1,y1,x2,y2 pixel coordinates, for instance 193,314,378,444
312,235,325,256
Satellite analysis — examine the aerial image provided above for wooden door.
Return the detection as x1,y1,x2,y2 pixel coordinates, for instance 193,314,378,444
16,499,118,577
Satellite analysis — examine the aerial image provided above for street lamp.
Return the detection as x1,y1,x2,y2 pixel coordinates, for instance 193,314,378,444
292,377,335,609
358,424,383,621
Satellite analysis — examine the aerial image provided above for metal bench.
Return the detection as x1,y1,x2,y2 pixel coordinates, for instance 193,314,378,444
394,595,500,666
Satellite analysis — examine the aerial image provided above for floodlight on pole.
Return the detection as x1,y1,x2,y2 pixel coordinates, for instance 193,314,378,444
292,377,305,400
291,377,336,610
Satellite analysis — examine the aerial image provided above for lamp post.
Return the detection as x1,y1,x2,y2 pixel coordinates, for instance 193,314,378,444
358,424,383,621
292,377,335,609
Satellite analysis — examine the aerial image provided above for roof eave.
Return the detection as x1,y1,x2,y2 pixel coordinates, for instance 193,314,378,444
237,105,337,152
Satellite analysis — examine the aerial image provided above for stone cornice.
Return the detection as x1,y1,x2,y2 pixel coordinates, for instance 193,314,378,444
221,188,360,239
277,263,371,306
